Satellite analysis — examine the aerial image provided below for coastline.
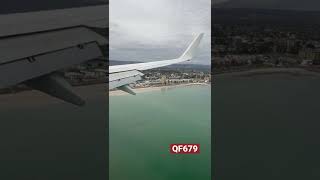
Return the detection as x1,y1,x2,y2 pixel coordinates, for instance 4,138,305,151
109,83,210,96
0,84,107,108
0,83,210,106
213,67,320,78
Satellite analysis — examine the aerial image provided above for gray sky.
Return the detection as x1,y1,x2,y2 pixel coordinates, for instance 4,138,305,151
110,0,211,65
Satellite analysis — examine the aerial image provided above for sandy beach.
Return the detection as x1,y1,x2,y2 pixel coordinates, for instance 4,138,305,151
0,83,210,107
109,83,210,96
0,84,107,108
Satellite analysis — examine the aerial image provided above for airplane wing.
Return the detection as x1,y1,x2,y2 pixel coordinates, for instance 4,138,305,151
0,5,107,106
109,33,204,95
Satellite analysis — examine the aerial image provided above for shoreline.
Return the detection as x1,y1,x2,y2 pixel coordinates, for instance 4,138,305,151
0,84,107,108
213,67,320,78
0,82,210,104
109,83,210,96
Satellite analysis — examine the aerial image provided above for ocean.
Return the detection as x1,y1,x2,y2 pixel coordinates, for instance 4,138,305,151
213,73,320,180
0,85,108,180
109,85,211,180
3,72,320,179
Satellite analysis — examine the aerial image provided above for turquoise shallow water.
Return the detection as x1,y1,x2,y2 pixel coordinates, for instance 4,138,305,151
109,86,211,180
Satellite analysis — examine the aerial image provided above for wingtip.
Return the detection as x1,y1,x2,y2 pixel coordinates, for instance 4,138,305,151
179,33,204,60
198,33,205,38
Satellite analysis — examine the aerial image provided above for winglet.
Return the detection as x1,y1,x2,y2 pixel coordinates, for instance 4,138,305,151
179,33,204,61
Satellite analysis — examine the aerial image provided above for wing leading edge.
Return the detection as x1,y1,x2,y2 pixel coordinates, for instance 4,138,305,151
109,33,204,93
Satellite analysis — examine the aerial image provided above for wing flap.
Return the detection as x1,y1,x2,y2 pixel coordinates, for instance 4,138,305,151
0,27,106,65
26,72,85,106
109,70,144,90
0,41,102,89
118,85,136,95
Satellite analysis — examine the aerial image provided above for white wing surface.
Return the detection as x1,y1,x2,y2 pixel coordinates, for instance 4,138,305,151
0,5,107,106
109,33,204,94
0,5,107,38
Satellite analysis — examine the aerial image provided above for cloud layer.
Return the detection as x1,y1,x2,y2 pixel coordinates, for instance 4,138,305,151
110,0,211,65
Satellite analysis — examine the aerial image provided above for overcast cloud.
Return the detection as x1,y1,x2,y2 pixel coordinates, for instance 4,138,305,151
110,0,211,65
